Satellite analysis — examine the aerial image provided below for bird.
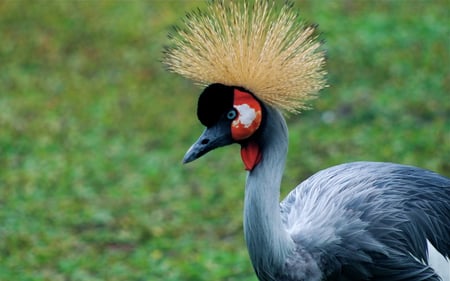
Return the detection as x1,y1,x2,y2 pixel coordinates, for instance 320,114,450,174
163,1,450,280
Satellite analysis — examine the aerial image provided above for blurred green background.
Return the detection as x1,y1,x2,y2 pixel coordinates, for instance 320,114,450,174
0,1,449,280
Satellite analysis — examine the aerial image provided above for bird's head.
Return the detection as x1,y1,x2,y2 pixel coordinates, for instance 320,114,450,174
163,1,327,171
183,83,264,171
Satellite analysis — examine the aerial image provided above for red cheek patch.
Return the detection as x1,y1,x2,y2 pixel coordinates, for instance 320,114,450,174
231,89,262,141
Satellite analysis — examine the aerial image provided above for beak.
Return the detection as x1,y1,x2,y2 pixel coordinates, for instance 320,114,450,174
183,123,233,164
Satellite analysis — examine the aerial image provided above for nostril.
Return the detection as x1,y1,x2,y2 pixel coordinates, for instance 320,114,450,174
201,139,209,145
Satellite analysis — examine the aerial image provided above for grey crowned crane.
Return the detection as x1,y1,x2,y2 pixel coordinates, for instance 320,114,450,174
163,1,450,280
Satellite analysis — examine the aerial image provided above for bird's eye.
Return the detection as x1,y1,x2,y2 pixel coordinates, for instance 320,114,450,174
226,109,237,120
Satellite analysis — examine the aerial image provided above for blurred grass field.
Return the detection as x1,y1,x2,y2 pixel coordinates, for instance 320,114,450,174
0,1,449,280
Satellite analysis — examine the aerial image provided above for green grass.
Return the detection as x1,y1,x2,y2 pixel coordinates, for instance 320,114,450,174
0,1,449,280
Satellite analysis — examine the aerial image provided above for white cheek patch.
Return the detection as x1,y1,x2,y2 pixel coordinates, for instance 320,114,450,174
234,104,257,128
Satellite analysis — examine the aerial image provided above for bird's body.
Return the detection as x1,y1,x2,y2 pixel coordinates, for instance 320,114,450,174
244,105,450,280
163,1,450,280
281,162,450,280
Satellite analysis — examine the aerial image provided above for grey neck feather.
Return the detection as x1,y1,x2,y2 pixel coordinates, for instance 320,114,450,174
243,105,295,279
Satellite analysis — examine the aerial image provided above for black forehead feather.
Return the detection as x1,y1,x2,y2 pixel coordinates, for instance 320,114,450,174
197,83,234,127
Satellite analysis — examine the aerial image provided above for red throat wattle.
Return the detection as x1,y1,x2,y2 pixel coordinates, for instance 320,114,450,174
241,140,262,171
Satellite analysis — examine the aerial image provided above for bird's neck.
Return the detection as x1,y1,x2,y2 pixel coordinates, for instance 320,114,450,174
243,106,295,277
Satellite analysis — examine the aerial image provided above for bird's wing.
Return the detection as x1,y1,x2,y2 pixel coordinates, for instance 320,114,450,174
369,252,443,281
280,161,450,280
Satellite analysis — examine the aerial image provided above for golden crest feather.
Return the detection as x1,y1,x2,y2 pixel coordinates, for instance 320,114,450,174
163,0,327,113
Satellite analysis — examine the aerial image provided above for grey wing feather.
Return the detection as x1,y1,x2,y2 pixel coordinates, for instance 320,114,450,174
280,161,450,280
